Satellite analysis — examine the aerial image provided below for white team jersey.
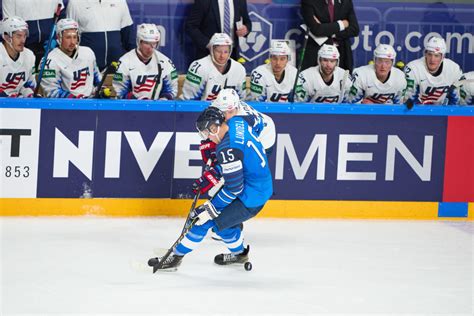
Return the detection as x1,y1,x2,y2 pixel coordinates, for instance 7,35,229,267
40,46,101,98
248,63,297,102
296,66,352,103
404,57,463,105
348,64,406,104
238,102,276,150
0,43,36,97
113,49,178,100
460,71,474,106
2,0,64,21
181,55,247,101
66,0,132,32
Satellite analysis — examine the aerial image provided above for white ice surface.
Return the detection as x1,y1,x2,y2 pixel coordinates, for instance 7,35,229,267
1,217,473,315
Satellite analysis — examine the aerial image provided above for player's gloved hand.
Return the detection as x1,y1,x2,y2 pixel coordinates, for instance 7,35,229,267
98,87,112,99
192,200,220,225
192,167,221,195
199,139,217,167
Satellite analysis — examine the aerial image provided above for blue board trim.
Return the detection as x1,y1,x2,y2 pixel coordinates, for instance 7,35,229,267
438,202,468,217
1,98,474,116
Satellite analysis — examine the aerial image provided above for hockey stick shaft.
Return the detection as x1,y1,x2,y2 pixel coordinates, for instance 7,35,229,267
339,70,349,103
288,30,309,103
153,218,197,273
34,3,62,96
151,50,163,100
152,159,213,273
179,159,212,234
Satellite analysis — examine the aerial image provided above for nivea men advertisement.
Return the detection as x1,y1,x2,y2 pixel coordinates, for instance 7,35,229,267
35,109,446,201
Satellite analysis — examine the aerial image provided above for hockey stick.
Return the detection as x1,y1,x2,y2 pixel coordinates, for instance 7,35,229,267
148,159,213,273
94,61,119,98
339,69,349,103
151,50,163,100
288,27,310,103
34,3,62,97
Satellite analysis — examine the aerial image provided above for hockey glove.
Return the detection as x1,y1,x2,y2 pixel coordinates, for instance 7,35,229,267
192,167,221,195
192,200,220,225
199,139,217,167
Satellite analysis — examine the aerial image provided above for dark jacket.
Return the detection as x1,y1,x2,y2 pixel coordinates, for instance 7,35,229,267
185,0,252,60
301,0,359,71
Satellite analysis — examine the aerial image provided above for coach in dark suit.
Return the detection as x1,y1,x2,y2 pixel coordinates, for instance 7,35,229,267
300,0,359,71
185,0,252,60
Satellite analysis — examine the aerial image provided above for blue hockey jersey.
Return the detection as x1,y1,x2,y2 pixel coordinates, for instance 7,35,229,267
212,116,273,210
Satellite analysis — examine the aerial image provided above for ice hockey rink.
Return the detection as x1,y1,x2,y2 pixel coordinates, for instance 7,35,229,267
1,217,473,315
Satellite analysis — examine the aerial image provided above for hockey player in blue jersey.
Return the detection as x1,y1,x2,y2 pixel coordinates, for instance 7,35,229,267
153,107,273,271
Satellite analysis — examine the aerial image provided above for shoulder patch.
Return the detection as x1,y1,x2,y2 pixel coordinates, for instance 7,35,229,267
113,73,123,82
171,69,178,80
250,83,263,94
186,71,202,85
42,69,56,78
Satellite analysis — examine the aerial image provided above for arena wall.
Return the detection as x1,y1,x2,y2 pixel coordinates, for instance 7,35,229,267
1,99,473,219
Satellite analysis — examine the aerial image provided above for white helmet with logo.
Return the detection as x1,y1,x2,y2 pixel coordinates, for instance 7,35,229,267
425,36,447,55
211,88,240,112
270,40,291,58
207,33,233,66
318,44,340,64
136,23,161,47
1,16,29,39
56,18,80,44
374,44,396,61
207,32,233,49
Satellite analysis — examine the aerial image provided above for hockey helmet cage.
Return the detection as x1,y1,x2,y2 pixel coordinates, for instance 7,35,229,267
212,88,240,112
425,36,447,55
196,107,225,140
374,44,396,60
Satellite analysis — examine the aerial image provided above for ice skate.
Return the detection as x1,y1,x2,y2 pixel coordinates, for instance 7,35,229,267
214,245,250,265
148,254,183,272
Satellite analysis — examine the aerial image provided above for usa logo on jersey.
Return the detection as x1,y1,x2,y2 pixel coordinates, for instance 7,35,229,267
71,67,90,90
206,84,237,101
314,95,339,103
366,93,396,104
134,75,159,93
1,72,26,91
269,92,290,102
420,86,449,104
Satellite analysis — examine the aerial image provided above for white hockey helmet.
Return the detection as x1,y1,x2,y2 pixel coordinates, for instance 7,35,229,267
207,32,233,49
1,16,29,39
374,44,396,61
425,36,447,55
136,23,161,47
318,44,340,63
212,88,240,112
208,33,233,66
56,18,80,43
270,40,291,58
